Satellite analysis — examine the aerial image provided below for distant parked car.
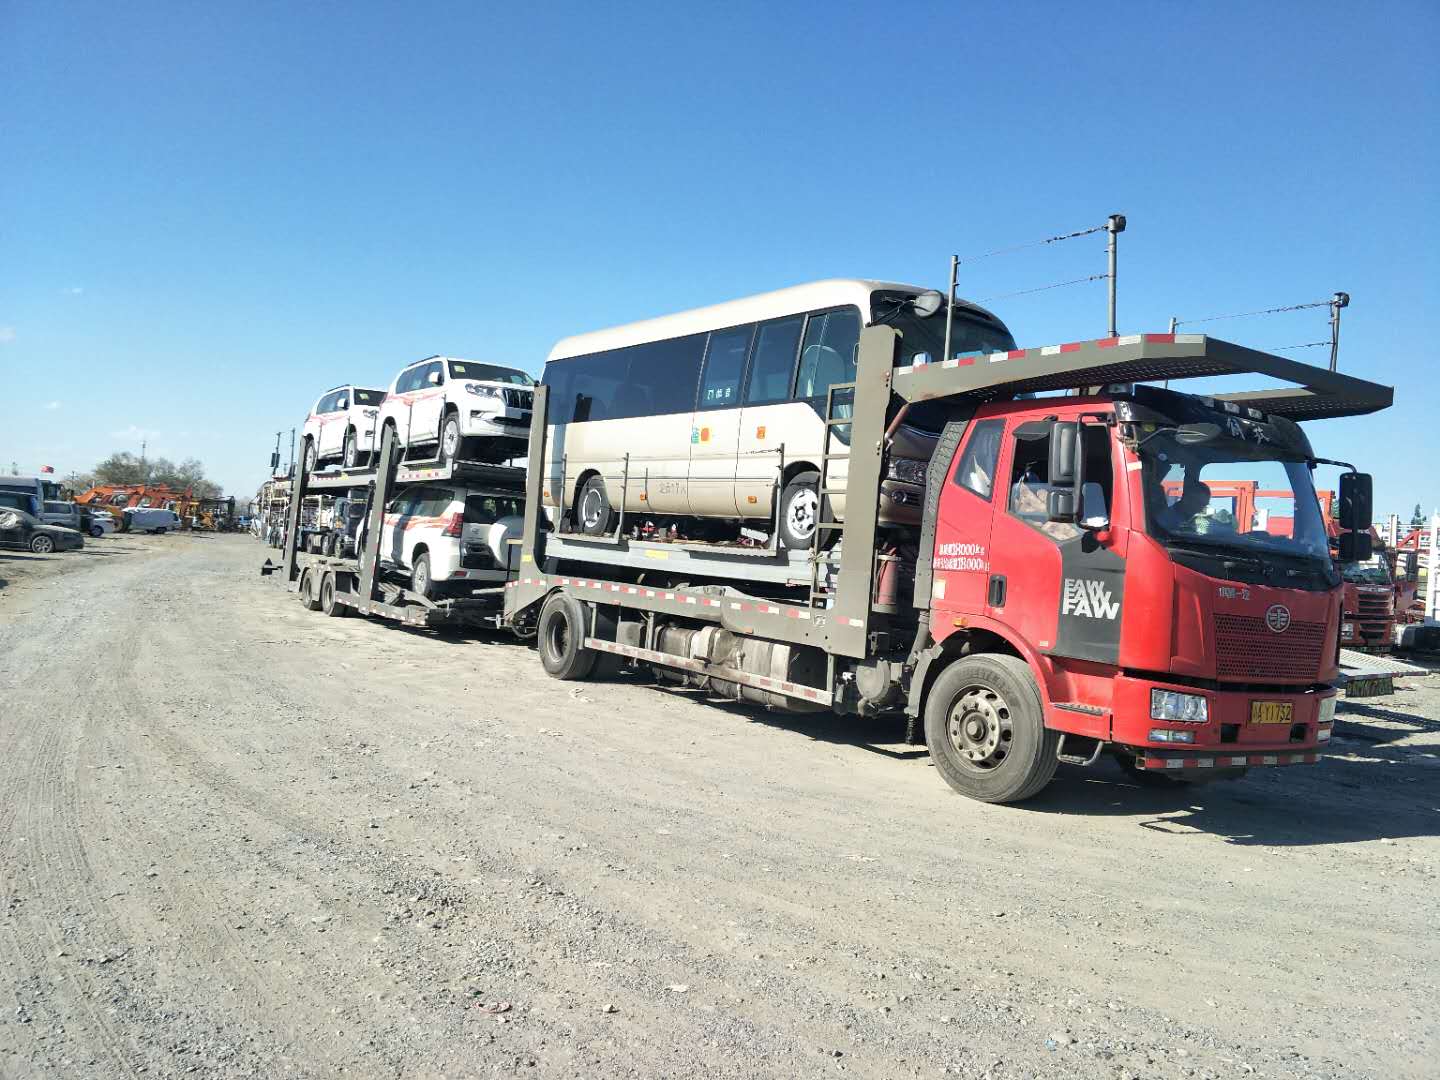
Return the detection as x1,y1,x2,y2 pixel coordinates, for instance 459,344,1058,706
124,507,181,534
301,383,387,474
0,506,85,553
87,512,117,538
377,356,534,466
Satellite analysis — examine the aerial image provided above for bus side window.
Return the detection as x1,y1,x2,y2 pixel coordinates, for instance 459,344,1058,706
796,309,860,401
745,317,804,405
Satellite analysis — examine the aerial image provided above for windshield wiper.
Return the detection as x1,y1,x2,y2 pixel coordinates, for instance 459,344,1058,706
1164,538,1327,579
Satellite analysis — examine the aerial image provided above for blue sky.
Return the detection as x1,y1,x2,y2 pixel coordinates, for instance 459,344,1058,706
2,1,1436,517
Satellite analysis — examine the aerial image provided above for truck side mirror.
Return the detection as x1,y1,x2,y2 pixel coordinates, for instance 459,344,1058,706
1049,422,1079,487
1338,472,1373,532
1337,531,1373,562
1080,482,1109,530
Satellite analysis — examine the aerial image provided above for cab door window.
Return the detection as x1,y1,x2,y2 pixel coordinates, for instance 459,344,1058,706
952,419,1004,500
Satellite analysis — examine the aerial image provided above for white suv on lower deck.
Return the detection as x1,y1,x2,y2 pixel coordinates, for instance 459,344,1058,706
377,356,534,465
377,484,525,599
302,384,387,472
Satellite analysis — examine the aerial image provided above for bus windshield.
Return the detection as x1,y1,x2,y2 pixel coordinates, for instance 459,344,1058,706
1138,432,1331,562
872,294,1018,367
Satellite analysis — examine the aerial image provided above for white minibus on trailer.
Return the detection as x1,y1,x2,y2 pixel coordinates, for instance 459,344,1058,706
539,279,1018,548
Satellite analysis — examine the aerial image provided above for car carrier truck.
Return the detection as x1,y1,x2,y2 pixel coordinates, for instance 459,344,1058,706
500,325,1389,803
270,323,1390,804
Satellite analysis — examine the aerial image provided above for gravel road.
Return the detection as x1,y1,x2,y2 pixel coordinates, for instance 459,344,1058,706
1,535,1436,1079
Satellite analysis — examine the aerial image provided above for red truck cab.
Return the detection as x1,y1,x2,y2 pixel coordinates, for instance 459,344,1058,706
924,384,1342,788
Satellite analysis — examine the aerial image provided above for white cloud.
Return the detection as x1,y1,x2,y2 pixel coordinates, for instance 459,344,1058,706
0,327,15,344
63,287,84,296
111,424,161,442
44,400,61,410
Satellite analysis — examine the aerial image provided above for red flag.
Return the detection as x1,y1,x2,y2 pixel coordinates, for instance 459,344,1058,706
40,465,54,474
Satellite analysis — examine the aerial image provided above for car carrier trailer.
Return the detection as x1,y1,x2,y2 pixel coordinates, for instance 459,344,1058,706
502,326,1392,803
262,434,525,629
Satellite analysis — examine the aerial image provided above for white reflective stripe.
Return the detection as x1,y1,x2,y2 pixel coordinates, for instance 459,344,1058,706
1195,758,1214,768
1227,756,1248,767
987,351,1008,363
1117,334,1143,345
1164,758,1184,768
1040,345,1062,356
1261,755,1278,765
1176,333,1205,344
1126,461,1143,472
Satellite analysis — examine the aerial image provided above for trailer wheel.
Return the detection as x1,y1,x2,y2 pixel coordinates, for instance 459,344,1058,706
923,654,1059,803
299,568,322,611
319,571,349,618
537,592,598,680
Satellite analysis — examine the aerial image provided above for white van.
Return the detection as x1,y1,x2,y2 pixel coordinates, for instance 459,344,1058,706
125,507,181,534
377,357,534,466
301,384,387,473
540,279,1017,547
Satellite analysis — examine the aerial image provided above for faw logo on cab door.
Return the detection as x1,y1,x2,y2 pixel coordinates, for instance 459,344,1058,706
1061,577,1120,620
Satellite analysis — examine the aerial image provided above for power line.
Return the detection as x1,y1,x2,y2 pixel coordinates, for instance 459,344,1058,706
975,273,1109,304
1271,341,1330,351
1174,298,1335,327
957,222,1110,264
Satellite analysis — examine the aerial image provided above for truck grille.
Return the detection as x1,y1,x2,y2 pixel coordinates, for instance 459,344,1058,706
1213,614,1327,681
502,388,534,410
1356,591,1391,619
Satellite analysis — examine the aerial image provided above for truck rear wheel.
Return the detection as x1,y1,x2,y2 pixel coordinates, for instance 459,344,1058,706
319,571,349,617
537,592,598,680
299,568,322,611
923,654,1059,803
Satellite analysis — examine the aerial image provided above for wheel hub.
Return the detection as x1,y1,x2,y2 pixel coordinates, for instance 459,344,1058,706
443,425,459,456
581,490,603,529
786,488,818,538
946,687,1013,770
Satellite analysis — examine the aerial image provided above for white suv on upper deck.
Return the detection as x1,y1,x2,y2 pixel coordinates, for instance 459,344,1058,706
376,356,534,465
302,384,387,473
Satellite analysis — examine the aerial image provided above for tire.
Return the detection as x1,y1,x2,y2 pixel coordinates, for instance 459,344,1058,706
299,568,322,611
575,475,614,536
29,534,55,554
90,525,104,538
412,552,437,600
342,430,361,469
439,413,462,465
537,592,598,680
319,571,349,617
778,470,824,550
303,439,318,476
923,654,1060,803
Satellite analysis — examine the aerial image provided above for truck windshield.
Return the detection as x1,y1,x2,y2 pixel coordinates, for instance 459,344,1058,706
1341,555,1391,585
449,362,534,385
1138,433,1330,562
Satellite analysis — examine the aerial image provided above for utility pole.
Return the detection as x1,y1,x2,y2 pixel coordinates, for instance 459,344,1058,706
1329,292,1349,372
1106,214,1126,338
288,428,296,479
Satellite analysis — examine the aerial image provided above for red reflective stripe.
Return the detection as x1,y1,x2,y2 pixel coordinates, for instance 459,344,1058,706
1007,349,1027,360
1059,342,1082,353
1095,337,1121,349
955,357,975,367
1144,333,1176,343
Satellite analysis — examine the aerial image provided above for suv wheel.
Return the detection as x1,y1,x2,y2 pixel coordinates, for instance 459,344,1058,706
440,415,462,465
29,534,56,554
343,430,360,469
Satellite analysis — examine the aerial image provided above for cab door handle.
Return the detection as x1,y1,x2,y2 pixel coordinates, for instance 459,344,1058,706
988,574,1007,607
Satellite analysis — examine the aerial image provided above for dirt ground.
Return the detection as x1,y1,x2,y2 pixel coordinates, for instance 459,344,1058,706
0,535,1435,1080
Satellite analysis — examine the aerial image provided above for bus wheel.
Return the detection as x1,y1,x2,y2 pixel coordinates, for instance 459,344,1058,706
537,592,598,680
778,470,822,549
299,568,322,611
923,654,1059,803
576,476,614,536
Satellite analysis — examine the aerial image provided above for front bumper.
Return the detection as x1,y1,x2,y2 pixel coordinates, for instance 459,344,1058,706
462,408,532,437
1109,672,1333,761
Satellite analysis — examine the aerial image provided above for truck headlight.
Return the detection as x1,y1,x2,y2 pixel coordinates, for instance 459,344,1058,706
465,383,500,399
885,457,927,485
1150,689,1208,723
1317,696,1337,726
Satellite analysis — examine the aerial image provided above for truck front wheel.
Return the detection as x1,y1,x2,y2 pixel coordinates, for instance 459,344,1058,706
923,654,1059,803
537,592,598,680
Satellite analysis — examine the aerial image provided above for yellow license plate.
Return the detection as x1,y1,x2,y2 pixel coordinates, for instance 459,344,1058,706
1251,701,1294,725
